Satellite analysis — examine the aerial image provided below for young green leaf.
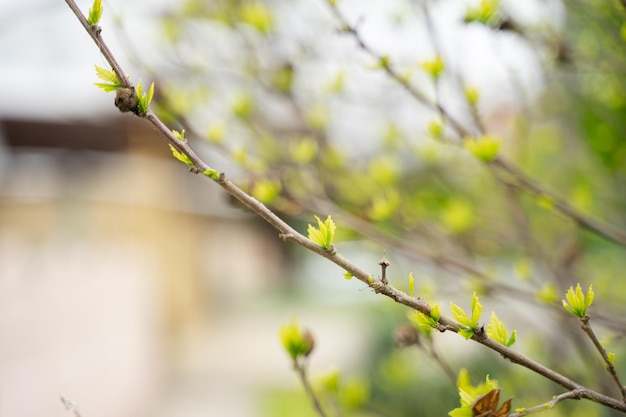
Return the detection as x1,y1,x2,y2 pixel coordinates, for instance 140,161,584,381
87,0,103,25
94,65,123,92
430,304,440,322
340,377,370,410
307,215,336,250
136,80,155,115
487,311,516,347
420,55,445,80
202,169,219,180
408,272,415,297
279,319,314,361
343,271,353,280
464,86,480,107
450,302,472,328
464,135,501,162
536,282,558,303
252,179,281,204
608,352,616,365
562,283,594,318
451,293,482,340
470,292,483,328
239,2,275,35
378,55,391,70
407,309,438,336
450,369,501,417
464,0,500,25
169,144,193,167
172,128,186,141
317,368,341,394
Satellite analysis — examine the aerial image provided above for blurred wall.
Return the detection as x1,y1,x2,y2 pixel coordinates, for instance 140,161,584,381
0,118,285,417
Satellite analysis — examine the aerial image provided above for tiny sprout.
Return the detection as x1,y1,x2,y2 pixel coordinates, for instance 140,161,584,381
379,55,391,70
279,320,315,362
562,283,594,318
169,144,194,167
202,169,219,180
464,135,501,163
94,65,123,93
420,55,445,80
136,80,155,115
87,0,103,26
307,215,336,251
464,87,480,107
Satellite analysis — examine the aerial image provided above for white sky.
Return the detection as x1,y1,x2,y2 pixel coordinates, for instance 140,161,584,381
0,0,563,121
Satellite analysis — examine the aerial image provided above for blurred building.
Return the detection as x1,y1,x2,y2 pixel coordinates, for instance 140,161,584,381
0,117,287,417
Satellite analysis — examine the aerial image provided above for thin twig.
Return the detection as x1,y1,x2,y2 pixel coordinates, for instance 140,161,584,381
60,397,83,417
490,157,626,247
580,316,626,401
509,389,585,417
294,360,330,417
64,1,626,414
323,0,626,248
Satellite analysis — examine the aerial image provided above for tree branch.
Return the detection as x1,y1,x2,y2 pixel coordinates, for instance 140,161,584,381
509,389,585,417
64,1,626,414
294,360,330,417
580,316,626,401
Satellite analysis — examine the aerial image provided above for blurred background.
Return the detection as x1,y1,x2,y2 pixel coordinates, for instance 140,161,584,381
1,0,625,416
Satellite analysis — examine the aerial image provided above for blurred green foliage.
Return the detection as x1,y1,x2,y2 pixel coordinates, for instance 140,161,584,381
140,0,626,415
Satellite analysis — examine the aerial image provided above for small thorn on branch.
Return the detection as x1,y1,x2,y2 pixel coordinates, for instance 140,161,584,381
279,233,295,241
378,256,390,284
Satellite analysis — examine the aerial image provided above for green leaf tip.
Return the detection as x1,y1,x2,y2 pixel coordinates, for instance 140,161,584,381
487,311,516,347
464,135,501,162
136,80,155,115
449,370,504,417
450,292,483,339
239,2,275,35
172,128,186,141
94,65,122,92
307,215,336,250
408,272,415,297
608,352,615,365
279,319,315,361
464,0,500,25
408,306,439,337
562,283,594,318
464,86,480,107
169,144,194,167
88,0,103,25
202,169,219,180
420,55,445,80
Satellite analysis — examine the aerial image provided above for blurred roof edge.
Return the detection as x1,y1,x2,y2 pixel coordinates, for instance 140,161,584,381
0,116,255,220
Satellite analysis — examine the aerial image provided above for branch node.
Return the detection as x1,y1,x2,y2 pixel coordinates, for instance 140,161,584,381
279,233,295,241
378,256,390,284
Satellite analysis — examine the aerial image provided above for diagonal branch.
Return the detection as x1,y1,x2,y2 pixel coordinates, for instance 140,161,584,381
64,1,626,414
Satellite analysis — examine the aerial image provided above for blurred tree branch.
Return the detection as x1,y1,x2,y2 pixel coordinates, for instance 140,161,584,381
63,0,626,415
